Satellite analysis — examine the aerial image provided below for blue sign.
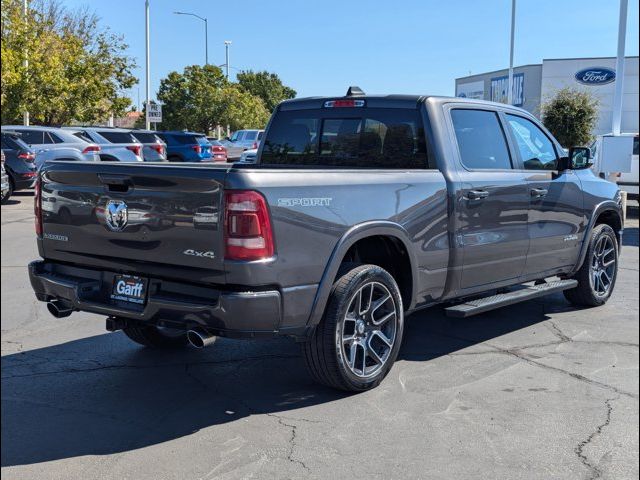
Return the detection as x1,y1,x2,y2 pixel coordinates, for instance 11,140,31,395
490,73,524,107
574,67,616,85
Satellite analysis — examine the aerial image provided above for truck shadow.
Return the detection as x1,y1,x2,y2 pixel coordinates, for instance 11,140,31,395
1,296,559,467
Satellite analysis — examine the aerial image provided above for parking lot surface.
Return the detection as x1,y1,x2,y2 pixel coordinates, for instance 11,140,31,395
1,192,638,480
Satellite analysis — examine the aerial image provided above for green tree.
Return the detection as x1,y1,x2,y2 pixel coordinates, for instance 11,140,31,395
157,65,270,133
236,70,296,112
1,0,137,125
541,87,599,147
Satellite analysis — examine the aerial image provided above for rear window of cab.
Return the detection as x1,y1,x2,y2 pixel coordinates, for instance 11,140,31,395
260,108,431,169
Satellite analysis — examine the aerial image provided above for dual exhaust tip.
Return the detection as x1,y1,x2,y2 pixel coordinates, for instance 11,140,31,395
47,300,216,348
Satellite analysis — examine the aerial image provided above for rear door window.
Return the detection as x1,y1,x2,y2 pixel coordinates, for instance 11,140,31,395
261,108,429,169
98,131,138,143
132,132,162,143
451,109,513,170
15,130,44,145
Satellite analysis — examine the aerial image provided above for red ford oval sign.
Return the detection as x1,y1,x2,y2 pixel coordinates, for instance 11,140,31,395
574,67,616,85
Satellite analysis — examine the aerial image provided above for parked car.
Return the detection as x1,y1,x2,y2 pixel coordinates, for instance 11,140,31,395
218,139,245,160
238,148,257,163
227,129,264,150
156,131,212,162
62,127,143,162
1,131,37,196
1,125,101,165
29,89,624,392
129,130,167,162
208,139,228,162
1,150,10,203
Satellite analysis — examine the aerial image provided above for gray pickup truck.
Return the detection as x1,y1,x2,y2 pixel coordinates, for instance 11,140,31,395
29,89,624,391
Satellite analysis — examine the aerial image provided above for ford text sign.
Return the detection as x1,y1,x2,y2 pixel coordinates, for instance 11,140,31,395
574,67,616,86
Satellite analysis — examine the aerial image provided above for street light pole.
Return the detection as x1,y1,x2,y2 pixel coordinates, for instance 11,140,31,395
145,0,151,130
507,0,516,105
174,11,208,65
23,0,29,126
224,41,232,79
612,0,628,136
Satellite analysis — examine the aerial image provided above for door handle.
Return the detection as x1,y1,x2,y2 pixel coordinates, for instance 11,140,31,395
466,190,490,200
530,188,548,198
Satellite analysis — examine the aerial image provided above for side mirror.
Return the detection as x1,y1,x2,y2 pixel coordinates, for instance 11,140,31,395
559,147,592,171
569,146,592,170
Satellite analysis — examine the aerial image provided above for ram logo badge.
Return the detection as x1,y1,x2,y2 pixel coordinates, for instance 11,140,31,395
105,200,128,231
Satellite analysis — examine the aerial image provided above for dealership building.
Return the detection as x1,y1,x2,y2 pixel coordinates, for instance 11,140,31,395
455,56,639,136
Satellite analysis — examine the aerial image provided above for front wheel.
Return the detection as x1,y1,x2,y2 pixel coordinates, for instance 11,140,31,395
564,224,619,307
303,264,404,392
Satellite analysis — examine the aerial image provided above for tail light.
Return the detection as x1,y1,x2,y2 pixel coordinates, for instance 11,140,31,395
127,145,142,157
152,144,165,155
82,145,101,154
213,146,226,153
18,151,36,162
34,178,43,236
224,190,274,261
192,145,202,154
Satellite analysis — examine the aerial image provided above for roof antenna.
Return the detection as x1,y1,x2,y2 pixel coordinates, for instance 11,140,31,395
346,86,365,97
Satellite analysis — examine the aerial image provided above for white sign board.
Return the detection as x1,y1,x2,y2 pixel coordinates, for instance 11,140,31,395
456,80,485,100
147,103,162,123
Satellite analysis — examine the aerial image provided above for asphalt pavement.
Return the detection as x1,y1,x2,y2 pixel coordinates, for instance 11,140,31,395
1,192,638,480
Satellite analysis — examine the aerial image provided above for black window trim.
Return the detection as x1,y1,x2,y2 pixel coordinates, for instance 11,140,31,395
448,105,516,172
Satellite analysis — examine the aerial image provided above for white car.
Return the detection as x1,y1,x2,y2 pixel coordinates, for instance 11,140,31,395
62,127,143,162
591,133,639,199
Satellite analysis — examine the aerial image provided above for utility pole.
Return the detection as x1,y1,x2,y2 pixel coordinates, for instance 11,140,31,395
145,0,151,130
224,41,232,79
612,0,628,136
507,0,516,105
23,0,29,126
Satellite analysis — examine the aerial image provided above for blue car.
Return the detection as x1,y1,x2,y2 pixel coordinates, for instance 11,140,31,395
156,131,212,162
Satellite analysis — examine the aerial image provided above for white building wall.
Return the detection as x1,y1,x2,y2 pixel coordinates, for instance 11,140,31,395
541,57,639,136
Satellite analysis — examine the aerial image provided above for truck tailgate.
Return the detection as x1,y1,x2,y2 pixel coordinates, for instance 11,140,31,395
40,162,228,284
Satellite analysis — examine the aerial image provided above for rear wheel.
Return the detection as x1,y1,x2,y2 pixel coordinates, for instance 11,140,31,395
122,323,189,348
564,224,619,307
303,264,404,392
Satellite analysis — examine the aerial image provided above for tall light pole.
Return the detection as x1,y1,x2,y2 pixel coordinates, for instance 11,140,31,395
224,41,232,79
23,0,29,125
145,0,151,129
174,11,208,65
507,0,516,105
612,0,628,136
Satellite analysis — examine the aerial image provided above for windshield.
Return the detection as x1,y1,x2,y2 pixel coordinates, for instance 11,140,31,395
261,108,429,168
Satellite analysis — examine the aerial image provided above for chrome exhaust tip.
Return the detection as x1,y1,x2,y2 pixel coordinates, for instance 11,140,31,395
187,329,217,349
47,300,73,319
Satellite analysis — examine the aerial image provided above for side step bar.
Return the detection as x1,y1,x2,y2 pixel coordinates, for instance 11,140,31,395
445,279,578,318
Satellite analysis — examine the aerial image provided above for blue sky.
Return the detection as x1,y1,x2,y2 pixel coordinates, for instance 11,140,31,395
64,0,640,106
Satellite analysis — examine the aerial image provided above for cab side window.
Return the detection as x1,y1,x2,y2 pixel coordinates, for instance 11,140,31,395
506,114,558,170
451,109,513,170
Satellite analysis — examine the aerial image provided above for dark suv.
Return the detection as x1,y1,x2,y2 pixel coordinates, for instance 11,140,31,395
1,131,37,197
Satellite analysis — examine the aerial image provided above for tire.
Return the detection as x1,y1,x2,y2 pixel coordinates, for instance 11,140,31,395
303,264,404,392
122,323,189,348
564,224,619,307
1,179,12,204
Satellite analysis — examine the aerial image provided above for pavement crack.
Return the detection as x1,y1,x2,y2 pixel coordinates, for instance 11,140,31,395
574,396,617,480
547,321,572,343
267,413,311,473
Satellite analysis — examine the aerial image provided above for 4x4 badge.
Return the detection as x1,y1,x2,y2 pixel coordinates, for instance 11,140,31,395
105,200,128,231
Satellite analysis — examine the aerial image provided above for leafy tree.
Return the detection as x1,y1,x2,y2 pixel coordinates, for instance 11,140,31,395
157,65,270,133
236,70,296,112
541,87,599,147
1,0,137,125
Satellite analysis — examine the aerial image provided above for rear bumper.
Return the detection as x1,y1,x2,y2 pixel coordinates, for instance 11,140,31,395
29,260,311,339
